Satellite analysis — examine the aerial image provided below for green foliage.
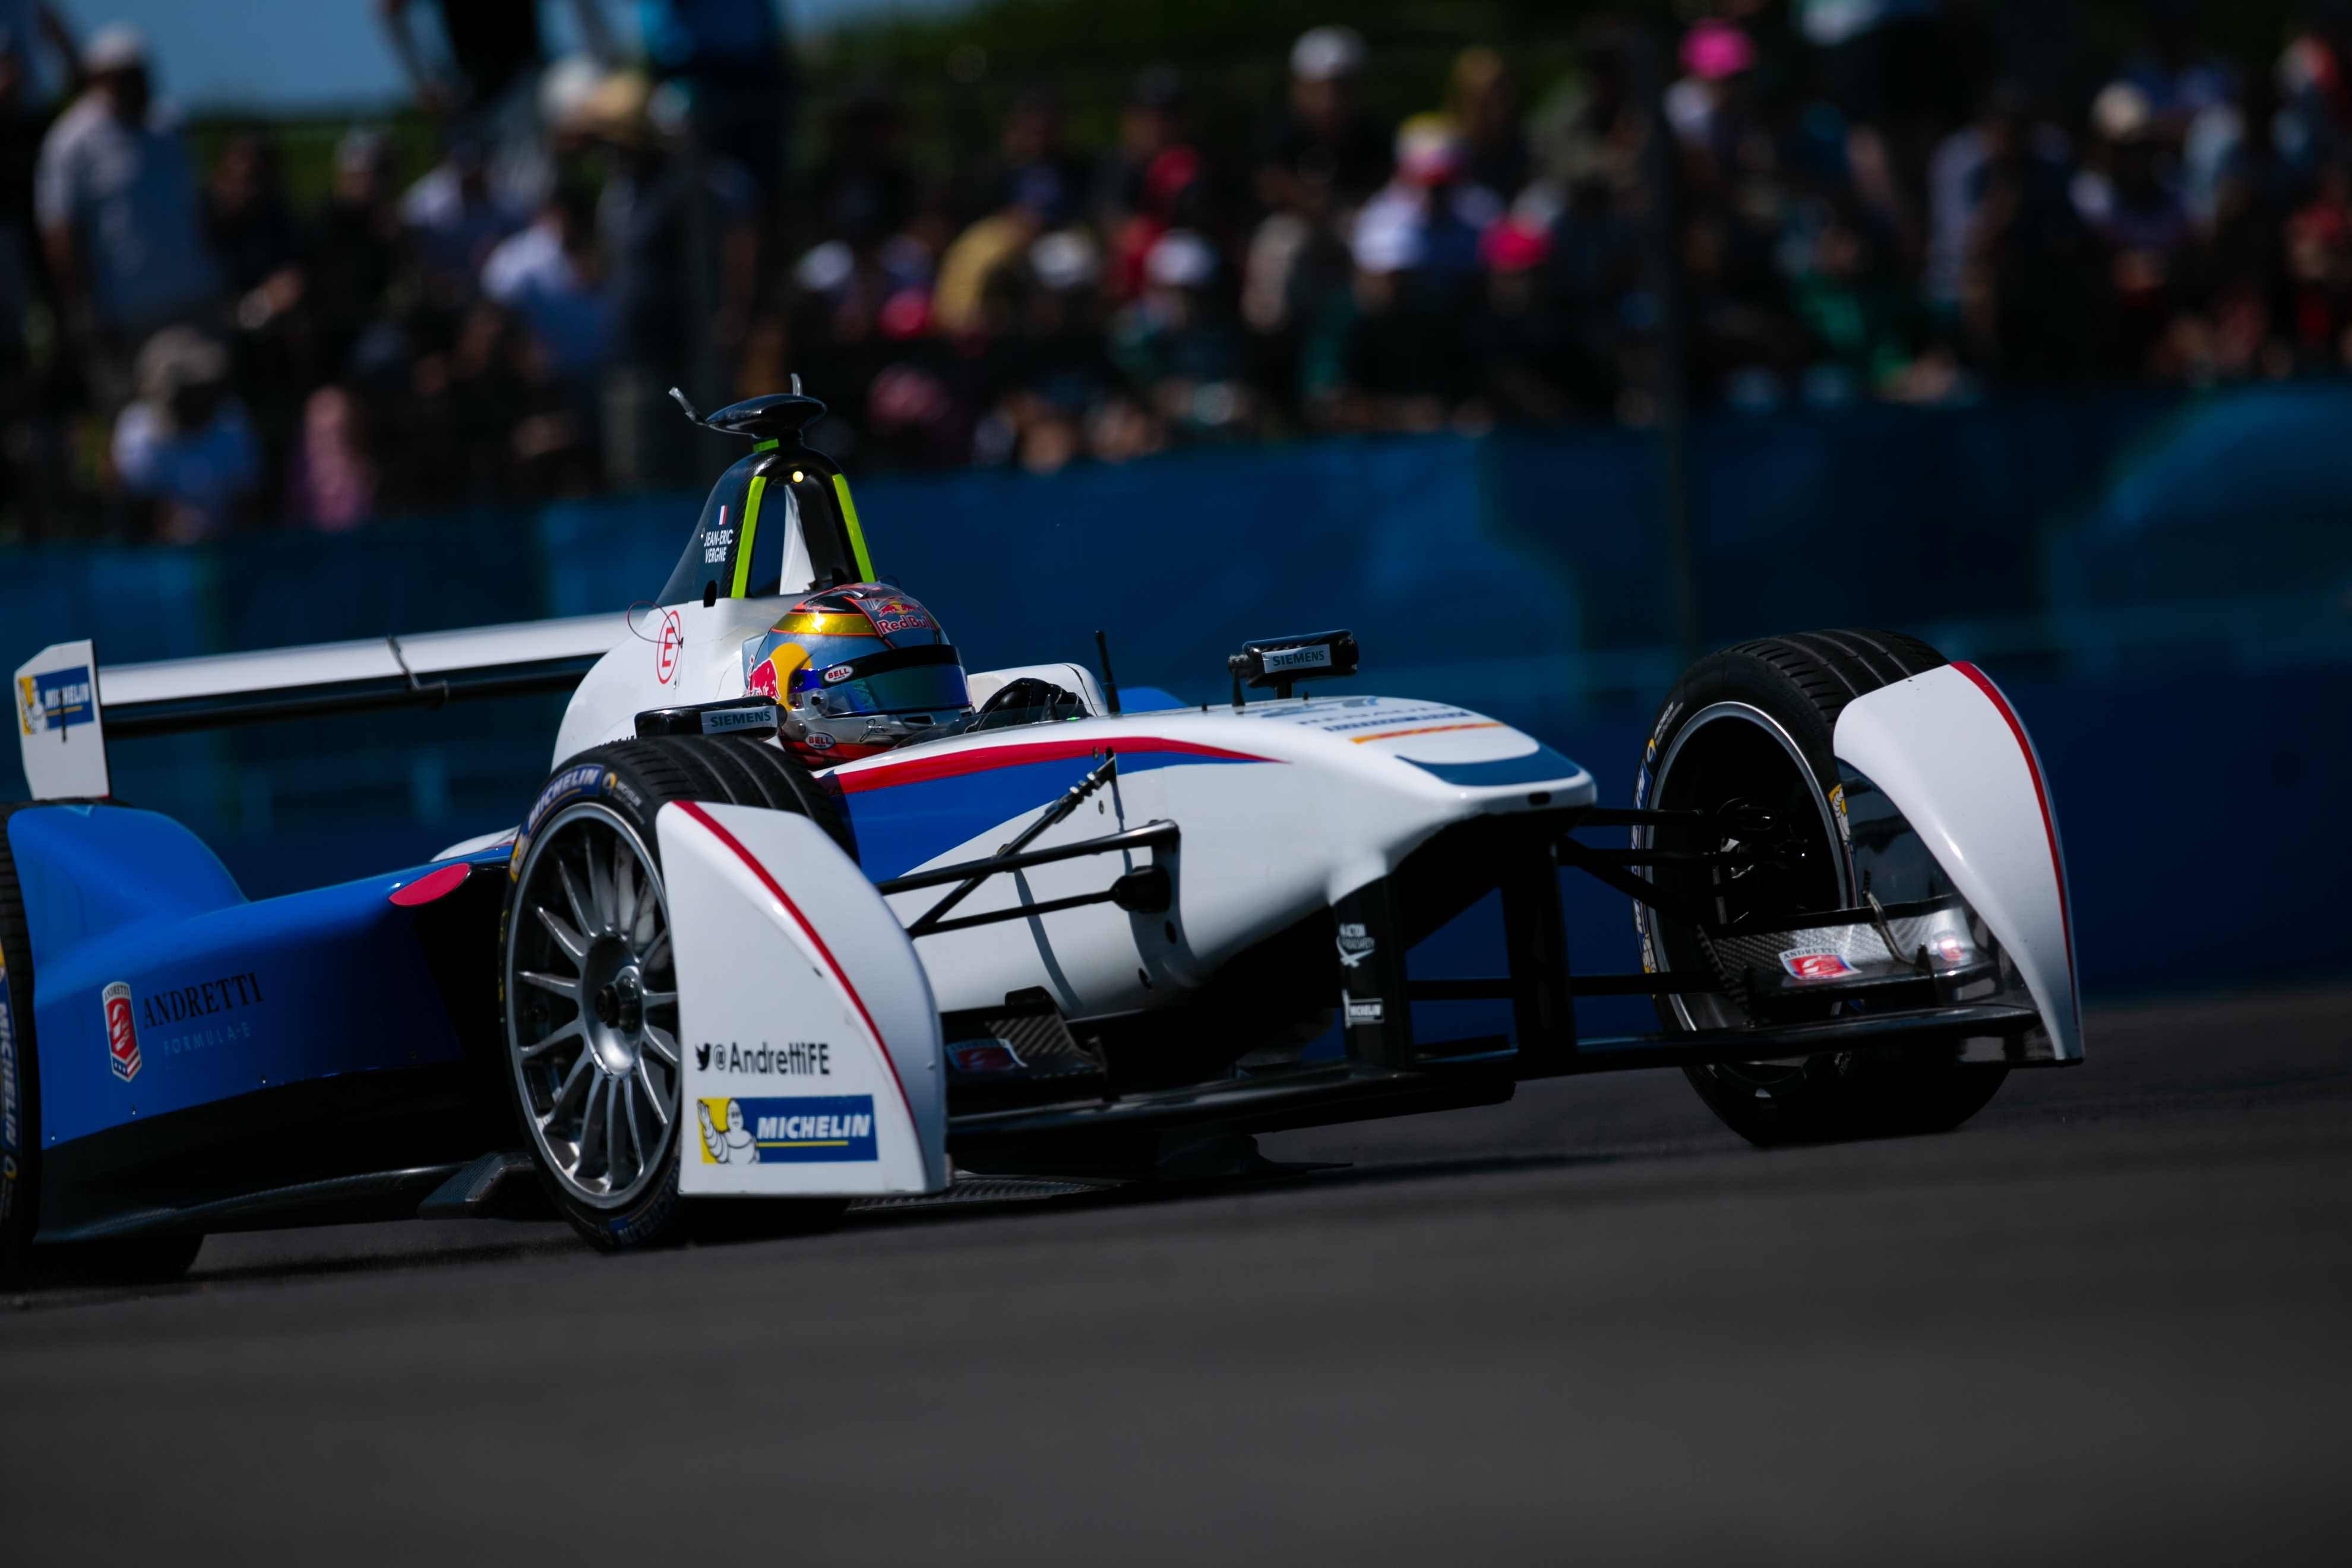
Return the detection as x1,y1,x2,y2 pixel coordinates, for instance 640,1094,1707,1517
801,0,1617,181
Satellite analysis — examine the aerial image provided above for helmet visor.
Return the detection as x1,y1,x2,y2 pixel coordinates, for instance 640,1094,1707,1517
792,644,969,717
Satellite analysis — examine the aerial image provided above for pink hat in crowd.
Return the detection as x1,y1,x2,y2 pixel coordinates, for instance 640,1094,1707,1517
1681,18,1754,82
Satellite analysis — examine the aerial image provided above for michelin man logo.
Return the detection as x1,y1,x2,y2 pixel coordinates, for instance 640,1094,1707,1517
699,1097,758,1162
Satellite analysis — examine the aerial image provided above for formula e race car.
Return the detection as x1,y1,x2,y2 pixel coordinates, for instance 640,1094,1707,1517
0,390,2079,1282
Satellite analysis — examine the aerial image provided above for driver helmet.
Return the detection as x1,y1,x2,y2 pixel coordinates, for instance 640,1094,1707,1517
744,584,970,765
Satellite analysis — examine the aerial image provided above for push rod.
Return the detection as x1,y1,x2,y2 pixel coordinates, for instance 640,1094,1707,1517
873,820,1178,897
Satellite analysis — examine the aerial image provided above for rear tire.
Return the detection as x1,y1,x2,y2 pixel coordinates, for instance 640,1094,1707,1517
0,804,46,1289
1637,630,2009,1146
0,806,207,1288
500,736,854,1252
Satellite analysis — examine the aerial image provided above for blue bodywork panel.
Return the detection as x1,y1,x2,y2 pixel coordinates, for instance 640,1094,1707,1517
1403,745,1586,788
9,805,475,1149
827,736,1270,881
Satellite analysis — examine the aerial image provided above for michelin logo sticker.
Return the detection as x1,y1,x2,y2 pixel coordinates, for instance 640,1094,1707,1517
510,763,614,878
13,638,110,800
17,666,94,735
698,1096,877,1164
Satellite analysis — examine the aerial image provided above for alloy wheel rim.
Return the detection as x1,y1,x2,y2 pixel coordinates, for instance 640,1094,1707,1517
1647,703,1847,1051
506,802,681,1207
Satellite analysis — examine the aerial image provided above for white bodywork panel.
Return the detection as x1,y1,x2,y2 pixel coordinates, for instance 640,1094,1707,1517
554,596,792,762
827,696,1597,1021
1833,663,2081,1060
659,801,947,1196
14,640,110,800
96,614,624,708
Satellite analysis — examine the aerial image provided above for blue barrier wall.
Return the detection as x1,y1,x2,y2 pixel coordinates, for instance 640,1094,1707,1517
7,383,2348,996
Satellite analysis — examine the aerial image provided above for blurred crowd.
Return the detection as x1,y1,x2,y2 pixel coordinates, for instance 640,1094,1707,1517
6,1,2352,542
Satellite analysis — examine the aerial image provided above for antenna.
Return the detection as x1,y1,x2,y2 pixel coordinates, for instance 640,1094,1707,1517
667,386,706,424
1093,630,1123,716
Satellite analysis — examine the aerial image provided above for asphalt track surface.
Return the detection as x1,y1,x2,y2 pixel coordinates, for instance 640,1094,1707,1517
4,985,2348,1564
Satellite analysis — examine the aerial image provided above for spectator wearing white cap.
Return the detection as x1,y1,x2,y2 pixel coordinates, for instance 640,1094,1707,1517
1096,221,1251,444
399,137,530,308
377,0,619,209
1108,227,1252,442
480,184,612,392
1304,116,1499,432
1243,26,1393,409
2071,81,2190,373
110,324,258,542
1254,25,1392,215
1350,115,1503,284
36,23,222,412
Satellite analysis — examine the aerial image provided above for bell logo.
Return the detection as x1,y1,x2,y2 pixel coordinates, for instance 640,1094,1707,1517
102,981,142,1082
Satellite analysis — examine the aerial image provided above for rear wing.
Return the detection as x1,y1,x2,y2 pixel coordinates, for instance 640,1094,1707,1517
13,614,626,802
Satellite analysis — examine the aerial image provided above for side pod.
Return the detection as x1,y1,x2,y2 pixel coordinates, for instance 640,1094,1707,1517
658,801,948,1197
1832,663,2081,1061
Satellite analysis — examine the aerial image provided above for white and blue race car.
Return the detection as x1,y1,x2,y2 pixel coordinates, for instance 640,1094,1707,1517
0,390,2079,1278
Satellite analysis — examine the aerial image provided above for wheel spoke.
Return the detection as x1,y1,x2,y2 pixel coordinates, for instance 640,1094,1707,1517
519,969,581,1001
587,838,618,935
633,896,662,954
638,989,676,1013
543,1049,595,1127
613,842,640,939
559,857,598,940
533,902,589,964
641,930,672,975
636,1058,670,1126
577,1074,608,1177
618,1076,641,1181
641,1023,680,1066
519,1016,583,1060
611,1081,630,1189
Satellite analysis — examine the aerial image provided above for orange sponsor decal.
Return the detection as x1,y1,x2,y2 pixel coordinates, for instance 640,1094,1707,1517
1349,722,1504,744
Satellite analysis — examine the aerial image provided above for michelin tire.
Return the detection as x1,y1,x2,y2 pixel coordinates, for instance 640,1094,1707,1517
1637,630,2009,1146
501,736,852,1251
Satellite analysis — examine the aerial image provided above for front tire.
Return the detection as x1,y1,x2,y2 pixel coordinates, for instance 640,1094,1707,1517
1637,630,2008,1146
501,736,853,1250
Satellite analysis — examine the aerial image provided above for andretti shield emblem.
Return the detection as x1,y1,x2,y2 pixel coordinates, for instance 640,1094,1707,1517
102,981,142,1081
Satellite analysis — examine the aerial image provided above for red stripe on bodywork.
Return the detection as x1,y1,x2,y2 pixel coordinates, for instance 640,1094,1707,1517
673,801,916,1125
388,861,470,906
829,734,1275,794
1949,662,2075,994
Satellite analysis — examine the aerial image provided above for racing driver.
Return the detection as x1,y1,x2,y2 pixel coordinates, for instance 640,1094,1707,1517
744,583,972,764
